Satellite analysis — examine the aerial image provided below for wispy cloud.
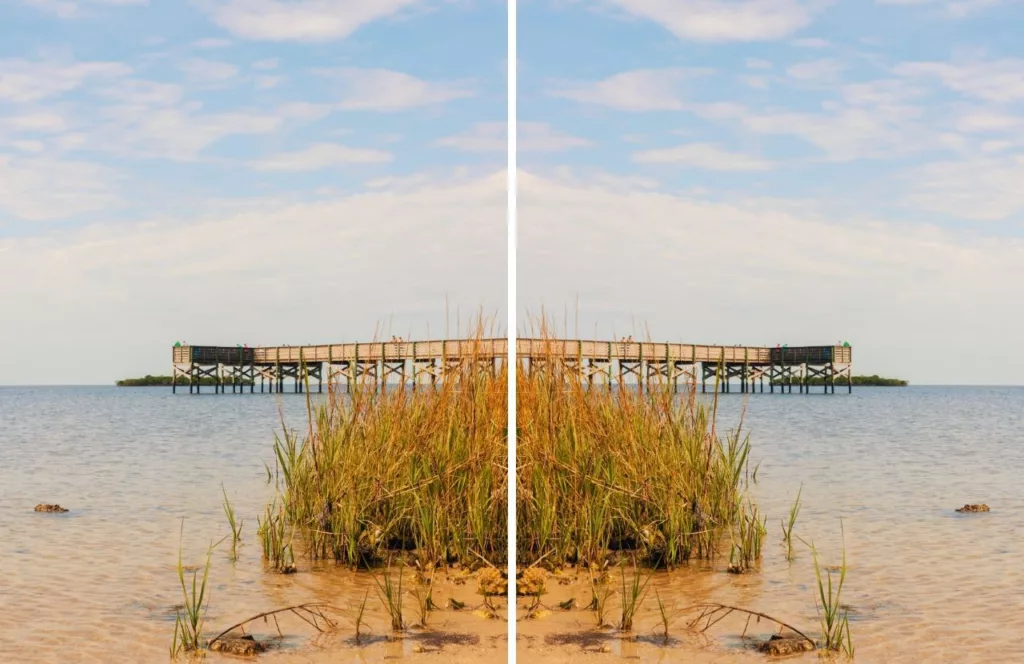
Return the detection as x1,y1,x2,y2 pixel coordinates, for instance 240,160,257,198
0,58,131,102
22,0,146,19
435,122,590,152
632,142,775,170
251,143,392,171
325,68,475,111
895,57,1024,102
599,0,820,42
202,0,424,42
548,68,708,111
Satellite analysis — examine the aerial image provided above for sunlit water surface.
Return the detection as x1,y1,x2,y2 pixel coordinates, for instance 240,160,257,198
518,386,1024,664
0,386,505,663
2,386,1022,663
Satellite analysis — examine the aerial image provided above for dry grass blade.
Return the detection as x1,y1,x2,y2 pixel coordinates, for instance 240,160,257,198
208,603,338,646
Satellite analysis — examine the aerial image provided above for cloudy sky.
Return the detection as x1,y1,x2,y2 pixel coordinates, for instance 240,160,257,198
0,0,506,384
518,0,1024,385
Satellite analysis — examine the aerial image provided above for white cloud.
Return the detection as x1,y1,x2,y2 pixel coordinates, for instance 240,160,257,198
203,0,424,42
689,79,935,161
327,68,475,111
95,79,183,105
518,171,1024,384
178,58,240,85
0,172,505,383
895,57,1024,102
88,105,283,160
0,58,131,102
0,153,120,221
193,38,233,49
251,142,392,171
876,0,1004,18
901,156,1024,221
786,58,844,82
601,0,818,42
252,58,279,71
548,68,708,111
255,75,283,89
632,142,774,170
435,122,590,153
22,0,146,19
791,37,830,48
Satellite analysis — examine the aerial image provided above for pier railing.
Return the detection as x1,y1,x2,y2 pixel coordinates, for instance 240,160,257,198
172,337,852,395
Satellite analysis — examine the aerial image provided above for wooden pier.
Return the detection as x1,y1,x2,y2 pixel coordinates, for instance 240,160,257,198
172,338,851,394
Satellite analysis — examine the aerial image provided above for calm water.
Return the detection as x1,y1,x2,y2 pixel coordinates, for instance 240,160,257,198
666,385,1024,663
2,386,1023,662
0,386,510,664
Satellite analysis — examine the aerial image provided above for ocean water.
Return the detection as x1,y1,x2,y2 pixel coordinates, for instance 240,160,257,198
2,385,1022,663
669,385,1024,663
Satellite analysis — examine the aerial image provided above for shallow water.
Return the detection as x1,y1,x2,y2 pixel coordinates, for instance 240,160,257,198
520,386,1024,663
0,386,506,663
3,385,1022,663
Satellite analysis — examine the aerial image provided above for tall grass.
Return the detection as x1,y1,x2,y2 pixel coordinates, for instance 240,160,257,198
221,484,242,561
517,326,760,568
170,523,213,658
810,525,854,656
264,326,508,568
618,564,651,631
782,484,802,561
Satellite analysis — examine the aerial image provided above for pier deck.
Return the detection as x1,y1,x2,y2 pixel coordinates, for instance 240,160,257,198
172,338,851,394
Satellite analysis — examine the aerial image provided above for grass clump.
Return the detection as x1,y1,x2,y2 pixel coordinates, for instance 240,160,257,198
170,523,213,658
221,484,242,561
517,327,760,568
373,564,406,632
809,524,854,656
618,564,651,632
263,330,507,568
781,484,802,561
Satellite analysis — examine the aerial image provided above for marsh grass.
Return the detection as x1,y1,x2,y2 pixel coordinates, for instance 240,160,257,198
517,324,760,568
618,564,652,632
588,570,614,627
262,324,507,568
782,484,802,561
170,522,213,658
410,568,436,627
221,484,242,561
809,524,854,656
373,563,406,632
257,500,295,572
728,499,766,574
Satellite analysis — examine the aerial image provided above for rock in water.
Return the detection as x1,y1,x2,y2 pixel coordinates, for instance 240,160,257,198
955,504,990,513
34,504,69,513
758,635,815,655
209,635,266,656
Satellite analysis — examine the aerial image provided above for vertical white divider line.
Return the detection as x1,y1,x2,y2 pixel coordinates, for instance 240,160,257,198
507,0,518,660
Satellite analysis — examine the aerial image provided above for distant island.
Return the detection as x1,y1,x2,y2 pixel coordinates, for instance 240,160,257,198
796,374,908,387
117,375,254,387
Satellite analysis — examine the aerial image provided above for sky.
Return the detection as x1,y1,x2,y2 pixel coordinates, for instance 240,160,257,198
517,0,1024,385
0,0,506,384
4,2,1023,386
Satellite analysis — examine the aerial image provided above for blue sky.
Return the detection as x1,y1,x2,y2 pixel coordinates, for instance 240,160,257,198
0,0,506,384
4,1,1024,385
517,0,1024,384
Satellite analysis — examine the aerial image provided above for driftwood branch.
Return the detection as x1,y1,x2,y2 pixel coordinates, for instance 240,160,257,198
209,603,338,646
683,603,815,646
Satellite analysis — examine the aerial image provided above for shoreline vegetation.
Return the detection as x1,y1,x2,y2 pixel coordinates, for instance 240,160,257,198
172,324,510,658
116,375,254,387
800,374,907,387
170,323,853,658
514,324,853,656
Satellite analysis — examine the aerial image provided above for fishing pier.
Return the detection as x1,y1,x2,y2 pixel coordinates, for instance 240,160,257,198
172,338,852,394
